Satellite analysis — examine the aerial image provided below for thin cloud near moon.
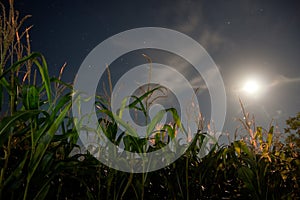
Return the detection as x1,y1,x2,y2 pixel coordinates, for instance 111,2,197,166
268,75,300,88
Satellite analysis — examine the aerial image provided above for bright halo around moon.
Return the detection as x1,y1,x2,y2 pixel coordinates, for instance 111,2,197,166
243,79,260,94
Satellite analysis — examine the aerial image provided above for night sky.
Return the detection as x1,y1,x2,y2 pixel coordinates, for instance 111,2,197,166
9,0,300,140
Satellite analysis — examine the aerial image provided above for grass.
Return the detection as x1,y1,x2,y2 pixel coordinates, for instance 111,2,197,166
0,1,299,199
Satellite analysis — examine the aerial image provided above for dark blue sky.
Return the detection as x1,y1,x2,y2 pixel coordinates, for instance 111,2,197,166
10,0,300,137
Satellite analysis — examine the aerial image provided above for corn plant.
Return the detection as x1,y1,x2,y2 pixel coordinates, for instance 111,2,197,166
0,1,299,199
0,2,77,199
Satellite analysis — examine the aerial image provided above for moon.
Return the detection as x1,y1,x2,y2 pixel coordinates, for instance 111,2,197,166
243,79,260,94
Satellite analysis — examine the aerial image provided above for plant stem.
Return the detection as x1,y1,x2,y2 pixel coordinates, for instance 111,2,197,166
186,156,189,200
23,179,30,200
0,135,12,198
141,173,145,200
120,173,133,200
10,71,15,115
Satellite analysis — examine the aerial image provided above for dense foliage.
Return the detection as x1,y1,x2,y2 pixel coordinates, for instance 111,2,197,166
0,1,299,199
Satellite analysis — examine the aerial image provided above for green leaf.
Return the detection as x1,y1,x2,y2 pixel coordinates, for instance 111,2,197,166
0,84,2,111
163,123,176,139
33,54,52,105
100,109,138,138
0,110,41,146
118,97,128,119
256,126,263,146
146,109,166,137
166,108,182,129
126,86,163,109
22,85,39,110
116,131,125,146
33,183,51,200
267,126,273,151
234,140,254,159
27,101,71,180
123,135,146,153
50,77,73,89
0,53,40,80
127,95,147,117
3,151,29,187
238,166,256,193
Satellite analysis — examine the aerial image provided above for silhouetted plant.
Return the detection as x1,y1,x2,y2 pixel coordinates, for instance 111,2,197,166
0,1,299,199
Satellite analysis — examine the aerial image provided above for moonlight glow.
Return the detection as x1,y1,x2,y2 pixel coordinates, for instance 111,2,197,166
243,80,260,94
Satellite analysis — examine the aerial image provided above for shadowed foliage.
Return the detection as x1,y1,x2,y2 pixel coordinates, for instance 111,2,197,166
0,1,299,199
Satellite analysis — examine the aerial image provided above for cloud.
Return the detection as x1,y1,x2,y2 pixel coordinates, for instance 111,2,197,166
154,1,230,53
151,51,209,94
174,12,228,53
269,75,300,87
198,30,225,53
176,11,202,34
